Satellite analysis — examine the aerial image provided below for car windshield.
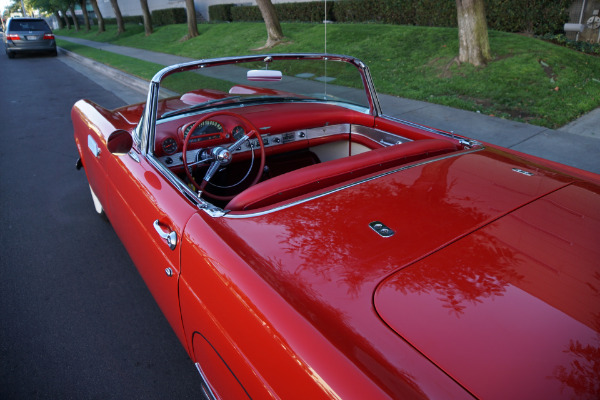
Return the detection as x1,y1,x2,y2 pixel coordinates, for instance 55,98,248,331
9,19,49,31
155,55,372,120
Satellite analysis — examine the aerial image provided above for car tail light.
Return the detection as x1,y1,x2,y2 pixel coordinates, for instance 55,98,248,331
6,34,20,40
43,33,55,40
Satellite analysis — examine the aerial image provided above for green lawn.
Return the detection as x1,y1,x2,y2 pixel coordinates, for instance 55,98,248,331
56,22,600,128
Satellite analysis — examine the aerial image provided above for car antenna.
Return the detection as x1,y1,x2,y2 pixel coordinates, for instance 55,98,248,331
323,0,328,100
324,0,328,55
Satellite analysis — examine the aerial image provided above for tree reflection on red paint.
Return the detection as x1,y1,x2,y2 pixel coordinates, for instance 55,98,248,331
554,333,600,400
386,231,525,317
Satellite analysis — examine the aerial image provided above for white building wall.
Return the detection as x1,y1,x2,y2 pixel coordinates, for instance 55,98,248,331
97,0,186,19
96,0,317,22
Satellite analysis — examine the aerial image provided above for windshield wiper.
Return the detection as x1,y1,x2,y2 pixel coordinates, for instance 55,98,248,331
161,96,242,118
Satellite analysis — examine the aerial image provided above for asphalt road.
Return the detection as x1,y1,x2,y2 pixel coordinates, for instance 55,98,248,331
0,45,205,398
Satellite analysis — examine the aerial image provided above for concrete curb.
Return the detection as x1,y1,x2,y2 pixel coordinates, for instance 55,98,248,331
59,47,150,96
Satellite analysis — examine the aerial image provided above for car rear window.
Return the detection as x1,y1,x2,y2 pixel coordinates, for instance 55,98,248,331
9,19,50,31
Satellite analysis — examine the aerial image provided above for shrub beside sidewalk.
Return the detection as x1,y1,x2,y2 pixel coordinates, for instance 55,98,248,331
56,22,600,129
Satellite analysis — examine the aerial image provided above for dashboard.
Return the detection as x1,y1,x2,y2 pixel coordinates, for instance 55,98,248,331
157,121,322,168
153,104,411,169
156,123,411,170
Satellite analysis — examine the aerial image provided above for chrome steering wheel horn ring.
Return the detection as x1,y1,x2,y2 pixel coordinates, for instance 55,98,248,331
211,146,233,165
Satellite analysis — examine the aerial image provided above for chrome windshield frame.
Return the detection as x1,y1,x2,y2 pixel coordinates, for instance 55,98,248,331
137,53,381,158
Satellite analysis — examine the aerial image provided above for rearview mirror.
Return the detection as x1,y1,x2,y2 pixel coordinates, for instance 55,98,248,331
247,70,282,82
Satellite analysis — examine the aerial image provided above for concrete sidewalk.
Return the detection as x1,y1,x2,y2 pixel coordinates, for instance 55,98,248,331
57,36,600,174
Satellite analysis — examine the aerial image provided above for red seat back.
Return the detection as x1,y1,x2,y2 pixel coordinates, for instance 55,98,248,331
226,139,459,211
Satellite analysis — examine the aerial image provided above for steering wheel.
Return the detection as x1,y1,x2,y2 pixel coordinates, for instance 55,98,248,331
182,111,265,201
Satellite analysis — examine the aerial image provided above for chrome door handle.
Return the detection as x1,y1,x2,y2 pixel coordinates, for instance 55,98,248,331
153,220,177,250
87,135,101,158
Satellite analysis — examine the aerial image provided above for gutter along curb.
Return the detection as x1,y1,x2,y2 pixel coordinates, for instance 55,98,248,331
59,47,150,96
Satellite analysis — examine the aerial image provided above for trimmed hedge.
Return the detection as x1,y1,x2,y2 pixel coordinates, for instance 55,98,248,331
151,8,187,26
102,9,187,27
220,0,571,36
333,0,456,26
230,4,263,22
269,1,335,22
227,1,334,23
209,3,236,22
104,15,144,25
486,0,571,35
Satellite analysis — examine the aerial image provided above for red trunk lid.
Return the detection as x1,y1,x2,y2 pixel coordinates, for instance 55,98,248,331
374,182,600,399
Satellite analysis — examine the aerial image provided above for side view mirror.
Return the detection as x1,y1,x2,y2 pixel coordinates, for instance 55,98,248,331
247,70,282,82
107,129,133,155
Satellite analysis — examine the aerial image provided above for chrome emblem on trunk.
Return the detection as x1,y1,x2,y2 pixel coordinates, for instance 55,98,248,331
512,168,535,176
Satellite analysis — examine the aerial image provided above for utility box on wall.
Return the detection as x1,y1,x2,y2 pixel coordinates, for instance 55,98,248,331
566,0,600,42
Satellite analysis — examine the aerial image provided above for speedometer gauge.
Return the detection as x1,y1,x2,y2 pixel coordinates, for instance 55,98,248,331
162,137,178,155
184,120,223,138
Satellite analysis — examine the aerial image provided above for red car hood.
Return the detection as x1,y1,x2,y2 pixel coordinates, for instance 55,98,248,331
222,148,600,398
375,180,600,399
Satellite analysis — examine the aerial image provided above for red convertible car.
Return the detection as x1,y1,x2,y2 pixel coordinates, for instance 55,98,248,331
73,54,600,399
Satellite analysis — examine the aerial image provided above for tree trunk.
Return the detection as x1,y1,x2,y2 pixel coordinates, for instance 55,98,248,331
185,0,199,39
139,0,153,36
89,0,105,33
80,0,91,31
256,0,284,49
456,0,491,67
69,3,80,31
54,11,65,30
62,9,71,30
109,0,125,34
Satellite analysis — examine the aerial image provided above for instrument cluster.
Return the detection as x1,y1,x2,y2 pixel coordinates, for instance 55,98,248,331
156,119,309,169
161,120,245,156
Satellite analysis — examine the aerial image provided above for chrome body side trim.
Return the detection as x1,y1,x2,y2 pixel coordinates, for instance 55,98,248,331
382,114,480,148
194,362,219,400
